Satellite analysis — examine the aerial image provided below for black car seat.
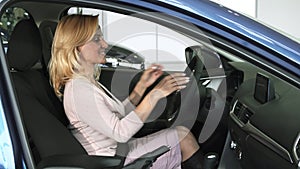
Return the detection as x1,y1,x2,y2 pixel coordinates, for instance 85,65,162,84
39,20,57,75
37,18,221,169
9,18,169,169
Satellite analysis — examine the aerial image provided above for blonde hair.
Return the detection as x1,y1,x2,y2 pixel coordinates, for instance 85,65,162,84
49,14,99,98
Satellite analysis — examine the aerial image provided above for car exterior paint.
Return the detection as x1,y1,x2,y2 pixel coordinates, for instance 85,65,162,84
0,0,299,169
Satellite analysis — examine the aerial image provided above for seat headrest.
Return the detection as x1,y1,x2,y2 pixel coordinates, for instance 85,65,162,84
7,19,42,71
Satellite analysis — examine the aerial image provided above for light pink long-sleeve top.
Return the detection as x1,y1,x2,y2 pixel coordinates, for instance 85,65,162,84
63,76,144,156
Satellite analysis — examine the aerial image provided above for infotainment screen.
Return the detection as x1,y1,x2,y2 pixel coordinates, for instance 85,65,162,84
254,73,275,104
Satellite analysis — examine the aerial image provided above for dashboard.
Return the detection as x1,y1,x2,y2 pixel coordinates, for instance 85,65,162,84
228,62,300,169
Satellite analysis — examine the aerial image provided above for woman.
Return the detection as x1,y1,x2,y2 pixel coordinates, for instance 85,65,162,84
49,14,204,169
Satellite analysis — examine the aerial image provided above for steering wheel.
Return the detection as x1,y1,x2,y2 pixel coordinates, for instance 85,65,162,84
129,65,199,138
128,72,182,137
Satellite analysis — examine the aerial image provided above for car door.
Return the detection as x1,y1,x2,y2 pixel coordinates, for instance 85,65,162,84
0,7,35,169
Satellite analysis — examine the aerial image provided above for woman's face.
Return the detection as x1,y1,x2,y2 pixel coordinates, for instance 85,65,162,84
79,28,108,65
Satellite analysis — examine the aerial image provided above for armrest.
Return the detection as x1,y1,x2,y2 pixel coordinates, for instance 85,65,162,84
37,145,169,169
123,146,170,169
37,154,123,169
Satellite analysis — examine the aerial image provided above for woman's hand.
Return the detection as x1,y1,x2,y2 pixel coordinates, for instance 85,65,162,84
129,64,163,106
139,64,164,88
151,73,190,99
134,73,189,122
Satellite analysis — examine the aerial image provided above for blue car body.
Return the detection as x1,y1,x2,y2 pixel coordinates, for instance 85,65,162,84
0,0,299,169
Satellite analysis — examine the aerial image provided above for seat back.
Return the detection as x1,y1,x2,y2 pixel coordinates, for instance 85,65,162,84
39,20,57,72
8,18,173,169
8,19,87,163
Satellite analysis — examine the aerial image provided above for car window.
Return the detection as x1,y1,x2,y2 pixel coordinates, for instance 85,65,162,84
68,7,200,71
0,98,15,169
0,7,30,53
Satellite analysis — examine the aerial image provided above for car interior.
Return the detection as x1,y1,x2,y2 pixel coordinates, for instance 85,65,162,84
1,1,299,169
7,13,175,169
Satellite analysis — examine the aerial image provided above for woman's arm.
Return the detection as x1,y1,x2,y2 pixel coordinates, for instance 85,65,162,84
69,79,144,143
128,64,163,106
68,75,188,142
127,80,147,106
134,73,189,122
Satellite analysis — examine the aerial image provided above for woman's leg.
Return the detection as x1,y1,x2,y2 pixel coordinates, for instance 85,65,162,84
176,126,204,169
176,126,199,161
124,128,182,169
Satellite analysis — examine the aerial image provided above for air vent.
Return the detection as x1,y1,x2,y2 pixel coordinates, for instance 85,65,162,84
233,101,243,117
232,100,254,125
239,108,253,124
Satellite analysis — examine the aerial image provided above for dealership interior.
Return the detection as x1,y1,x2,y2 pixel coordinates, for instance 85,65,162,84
211,0,300,42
